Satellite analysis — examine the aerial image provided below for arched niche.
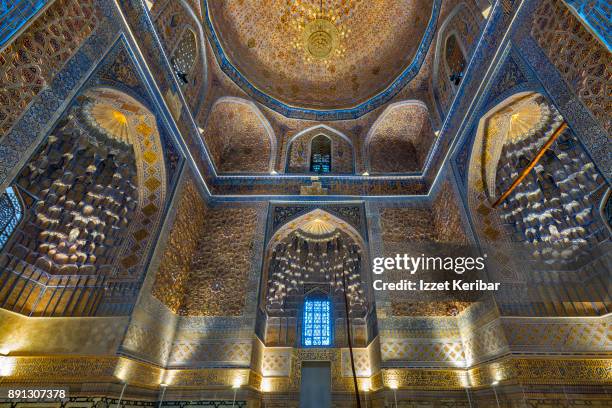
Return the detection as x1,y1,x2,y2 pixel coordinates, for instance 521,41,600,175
151,0,207,111
467,91,609,315
432,3,481,117
365,101,435,173
202,97,276,173
310,135,332,173
0,87,167,316
285,125,355,174
445,34,467,88
170,27,198,86
258,209,373,347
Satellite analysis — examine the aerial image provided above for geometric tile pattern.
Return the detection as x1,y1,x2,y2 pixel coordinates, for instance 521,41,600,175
504,319,611,352
83,88,167,282
433,2,482,116
151,0,205,111
122,324,172,364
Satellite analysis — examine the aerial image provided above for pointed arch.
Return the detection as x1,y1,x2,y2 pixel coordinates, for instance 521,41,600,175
203,96,276,173
365,100,435,173
170,27,198,86
151,0,208,111
285,125,355,174
310,134,332,173
259,208,372,347
262,209,369,307
267,208,366,252
432,3,481,117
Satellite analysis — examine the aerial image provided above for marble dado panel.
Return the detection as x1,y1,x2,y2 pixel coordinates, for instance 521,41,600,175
167,317,255,367
0,308,127,356
341,348,372,377
121,299,176,366
380,337,466,367
261,347,292,377
460,317,510,365
254,339,375,379
501,316,611,353
168,338,253,367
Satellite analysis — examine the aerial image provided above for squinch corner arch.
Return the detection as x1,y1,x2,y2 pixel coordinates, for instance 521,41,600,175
202,97,276,174
365,101,436,174
0,87,168,316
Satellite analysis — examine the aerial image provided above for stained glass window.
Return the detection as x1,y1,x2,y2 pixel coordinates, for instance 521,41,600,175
0,0,47,46
171,29,197,86
302,299,332,347
0,187,22,250
310,135,331,174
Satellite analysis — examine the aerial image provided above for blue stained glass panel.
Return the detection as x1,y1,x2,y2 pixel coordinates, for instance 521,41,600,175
0,0,47,47
302,299,332,347
310,135,332,174
0,187,22,250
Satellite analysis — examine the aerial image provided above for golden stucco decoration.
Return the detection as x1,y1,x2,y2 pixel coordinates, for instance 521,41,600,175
208,0,432,109
303,18,340,59
299,217,337,235
89,103,133,145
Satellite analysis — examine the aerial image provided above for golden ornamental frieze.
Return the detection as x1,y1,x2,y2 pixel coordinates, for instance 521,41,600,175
381,368,464,390
167,368,251,387
514,358,612,385
5,356,116,382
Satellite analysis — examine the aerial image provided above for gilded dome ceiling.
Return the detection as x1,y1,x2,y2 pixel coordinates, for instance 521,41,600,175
208,0,435,110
